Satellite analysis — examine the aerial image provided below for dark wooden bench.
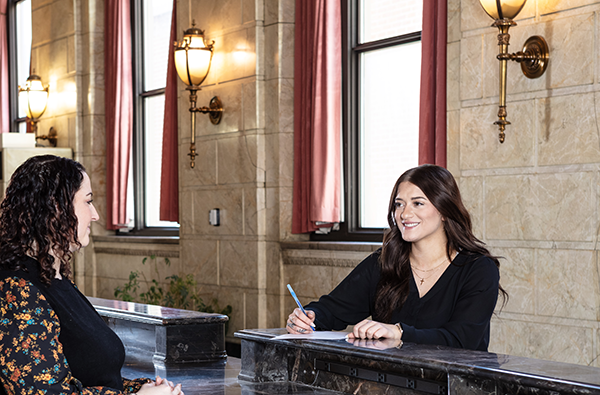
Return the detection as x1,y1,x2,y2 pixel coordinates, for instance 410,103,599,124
89,297,228,366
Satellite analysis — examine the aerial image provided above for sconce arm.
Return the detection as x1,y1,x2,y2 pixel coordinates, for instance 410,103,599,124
497,51,537,62
188,96,223,125
498,35,549,79
35,126,58,147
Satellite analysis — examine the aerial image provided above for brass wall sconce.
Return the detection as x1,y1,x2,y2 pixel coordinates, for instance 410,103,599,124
37,126,58,147
18,75,57,147
174,21,223,168
479,0,549,143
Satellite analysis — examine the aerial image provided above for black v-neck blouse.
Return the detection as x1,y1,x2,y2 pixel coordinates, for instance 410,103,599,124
305,249,500,351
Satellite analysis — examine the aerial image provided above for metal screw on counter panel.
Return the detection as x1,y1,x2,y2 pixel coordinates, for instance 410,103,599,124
209,209,220,226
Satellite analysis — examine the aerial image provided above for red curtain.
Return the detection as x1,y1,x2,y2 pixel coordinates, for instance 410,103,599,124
105,0,133,230
159,0,179,222
418,0,447,167
0,0,8,133
292,0,342,234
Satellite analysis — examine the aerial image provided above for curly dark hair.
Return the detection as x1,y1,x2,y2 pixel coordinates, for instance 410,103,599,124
374,164,508,322
0,155,86,284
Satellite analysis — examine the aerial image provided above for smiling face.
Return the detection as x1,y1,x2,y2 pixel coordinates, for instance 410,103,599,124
394,182,446,247
72,172,99,249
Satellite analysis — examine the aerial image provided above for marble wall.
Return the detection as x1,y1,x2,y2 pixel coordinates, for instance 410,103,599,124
450,0,600,366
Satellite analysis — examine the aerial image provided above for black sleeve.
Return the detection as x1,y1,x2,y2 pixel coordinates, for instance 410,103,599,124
305,252,381,331
400,256,500,350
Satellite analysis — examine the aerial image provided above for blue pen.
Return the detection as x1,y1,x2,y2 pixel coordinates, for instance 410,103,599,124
287,284,316,331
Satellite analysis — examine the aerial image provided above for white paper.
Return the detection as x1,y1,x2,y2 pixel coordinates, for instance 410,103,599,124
271,332,350,340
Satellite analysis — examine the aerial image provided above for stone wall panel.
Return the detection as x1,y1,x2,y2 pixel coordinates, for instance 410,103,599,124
447,42,460,112
537,93,600,165
192,188,243,235
220,240,258,288
459,176,483,239
485,172,595,241
460,102,535,169
490,319,595,366
182,239,219,286
217,134,259,185
181,139,217,187
459,35,483,101
493,248,535,315
536,249,599,320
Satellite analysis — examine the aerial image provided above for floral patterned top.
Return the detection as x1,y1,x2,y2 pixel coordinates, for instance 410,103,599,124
0,261,150,394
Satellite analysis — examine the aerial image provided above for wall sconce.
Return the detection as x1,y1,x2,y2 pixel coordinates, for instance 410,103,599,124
174,21,223,168
480,0,549,143
18,74,57,146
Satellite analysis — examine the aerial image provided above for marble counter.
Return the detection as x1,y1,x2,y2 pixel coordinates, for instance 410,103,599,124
235,328,600,395
89,297,228,365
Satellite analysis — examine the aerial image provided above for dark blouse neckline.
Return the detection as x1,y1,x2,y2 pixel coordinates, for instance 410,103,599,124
410,251,464,300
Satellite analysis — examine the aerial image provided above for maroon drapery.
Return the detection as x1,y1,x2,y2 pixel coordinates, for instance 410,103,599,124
159,0,179,222
418,0,447,167
292,0,342,234
105,0,133,230
0,0,9,133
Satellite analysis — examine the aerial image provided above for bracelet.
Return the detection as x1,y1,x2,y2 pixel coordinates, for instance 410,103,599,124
395,322,403,338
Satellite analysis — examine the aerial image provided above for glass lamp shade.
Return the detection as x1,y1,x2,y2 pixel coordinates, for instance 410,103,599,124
174,26,213,86
18,75,48,119
479,0,527,20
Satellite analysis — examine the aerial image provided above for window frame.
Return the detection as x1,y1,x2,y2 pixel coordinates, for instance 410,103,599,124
7,0,29,134
311,0,421,242
127,0,178,237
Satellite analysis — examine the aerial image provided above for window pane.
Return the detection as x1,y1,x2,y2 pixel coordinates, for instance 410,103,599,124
16,0,32,118
143,95,179,227
359,42,421,228
359,0,423,43
143,0,173,91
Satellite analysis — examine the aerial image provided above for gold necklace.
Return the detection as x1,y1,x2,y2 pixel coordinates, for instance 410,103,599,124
411,256,448,286
411,258,447,273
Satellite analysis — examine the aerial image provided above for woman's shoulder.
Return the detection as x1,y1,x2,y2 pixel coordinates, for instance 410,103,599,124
456,250,496,265
356,248,383,269
0,274,53,317
454,251,500,281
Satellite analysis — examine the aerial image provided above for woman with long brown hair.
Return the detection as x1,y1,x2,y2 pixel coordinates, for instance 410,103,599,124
286,164,507,351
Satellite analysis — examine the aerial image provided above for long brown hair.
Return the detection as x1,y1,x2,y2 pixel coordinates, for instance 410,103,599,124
374,164,507,322
0,155,86,284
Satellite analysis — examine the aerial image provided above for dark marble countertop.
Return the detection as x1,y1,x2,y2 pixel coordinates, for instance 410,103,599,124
89,297,228,325
236,328,600,393
121,358,344,395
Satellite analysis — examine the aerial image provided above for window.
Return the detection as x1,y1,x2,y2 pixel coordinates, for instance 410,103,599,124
313,0,423,241
8,0,32,133
128,0,178,234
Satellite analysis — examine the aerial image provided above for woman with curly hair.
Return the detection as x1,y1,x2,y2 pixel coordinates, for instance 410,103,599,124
286,164,507,351
0,155,182,395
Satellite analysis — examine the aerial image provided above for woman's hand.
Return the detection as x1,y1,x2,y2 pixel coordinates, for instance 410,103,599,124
346,319,402,340
286,308,315,334
137,376,183,395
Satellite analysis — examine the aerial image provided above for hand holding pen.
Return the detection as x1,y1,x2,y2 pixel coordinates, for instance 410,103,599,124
286,284,316,334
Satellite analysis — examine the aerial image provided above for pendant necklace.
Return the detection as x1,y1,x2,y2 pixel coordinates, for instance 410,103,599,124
411,256,449,286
